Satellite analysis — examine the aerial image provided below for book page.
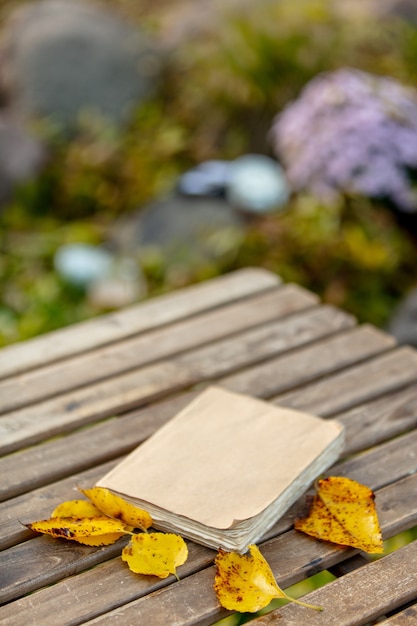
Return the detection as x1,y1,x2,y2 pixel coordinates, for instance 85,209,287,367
98,386,344,529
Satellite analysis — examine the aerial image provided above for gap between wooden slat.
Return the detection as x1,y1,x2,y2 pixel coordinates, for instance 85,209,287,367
0,284,319,414
251,541,417,626
377,603,417,625
0,323,393,456
0,328,410,500
274,345,417,417
0,268,280,381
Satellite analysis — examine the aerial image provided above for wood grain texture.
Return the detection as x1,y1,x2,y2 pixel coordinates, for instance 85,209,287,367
331,429,417,491
252,541,417,626
222,325,395,398
0,461,118,552
176,305,354,379
377,605,417,625
0,394,193,502
276,347,417,416
0,284,315,413
333,383,417,455
0,535,129,606
0,267,280,380
0,304,352,455
0,320,412,503
0,361,194,455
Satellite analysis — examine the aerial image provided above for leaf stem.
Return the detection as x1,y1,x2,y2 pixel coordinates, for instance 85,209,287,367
282,591,323,611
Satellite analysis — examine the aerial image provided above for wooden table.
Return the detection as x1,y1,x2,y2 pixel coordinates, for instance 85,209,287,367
1,267,417,625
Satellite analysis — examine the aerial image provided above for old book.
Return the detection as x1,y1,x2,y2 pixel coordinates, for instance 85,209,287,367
97,386,345,553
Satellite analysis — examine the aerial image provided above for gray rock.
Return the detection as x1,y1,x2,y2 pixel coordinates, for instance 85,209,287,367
0,113,46,207
112,195,245,261
87,257,147,309
387,289,417,346
0,0,161,131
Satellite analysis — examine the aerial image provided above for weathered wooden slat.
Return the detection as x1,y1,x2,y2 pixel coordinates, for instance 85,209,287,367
0,308,360,454
0,284,318,413
0,461,118,552
0,395,192,502
0,361,194,455
377,605,417,625
0,552,218,626
0,267,280,380
276,346,417,417
0,326,412,503
177,305,353,379
251,541,417,626
222,325,395,398
0,535,130,607
331,429,417,491
331,384,417,455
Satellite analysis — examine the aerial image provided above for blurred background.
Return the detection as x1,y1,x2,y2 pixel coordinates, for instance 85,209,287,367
2,0,417,347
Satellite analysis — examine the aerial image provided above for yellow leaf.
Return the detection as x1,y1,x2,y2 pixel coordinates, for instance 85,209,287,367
295,476,384,554
122,532,188,579
81,487,153,531
214,545,321,613
26,516,129,546
52,499,102,518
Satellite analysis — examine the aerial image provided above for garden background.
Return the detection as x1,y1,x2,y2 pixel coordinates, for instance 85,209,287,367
1,0,417,350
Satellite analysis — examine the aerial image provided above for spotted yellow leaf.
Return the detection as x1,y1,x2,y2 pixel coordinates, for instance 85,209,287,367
122,532,188,578
26,516,129,546
81,487,153,531
295,476,384,554
52,499,102,518
214,544,321,613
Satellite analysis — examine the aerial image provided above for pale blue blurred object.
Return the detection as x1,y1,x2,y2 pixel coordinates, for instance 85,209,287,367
227,154,289,213
54,243,113,287
178,160,232,196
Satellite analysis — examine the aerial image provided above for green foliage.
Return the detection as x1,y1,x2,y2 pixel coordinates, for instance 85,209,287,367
227,196,417,328
2,0,417,346
168,0,417,153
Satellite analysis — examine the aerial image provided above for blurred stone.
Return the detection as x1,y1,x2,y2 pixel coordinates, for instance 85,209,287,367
54,243,113,288
177,160,232,197
95,255,148,308
88,272,146,309
387,289,417,346
112,194,245,261
378,0,417,23
0,113,46,207
227,154,289,214
0,0,161,131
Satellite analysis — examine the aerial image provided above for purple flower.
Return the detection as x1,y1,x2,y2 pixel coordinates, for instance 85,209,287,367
270,68,417,212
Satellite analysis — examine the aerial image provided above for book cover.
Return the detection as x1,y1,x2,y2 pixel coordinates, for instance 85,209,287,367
97,386,345,552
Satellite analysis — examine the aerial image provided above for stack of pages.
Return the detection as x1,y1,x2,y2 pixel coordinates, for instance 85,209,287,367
98,386,345,552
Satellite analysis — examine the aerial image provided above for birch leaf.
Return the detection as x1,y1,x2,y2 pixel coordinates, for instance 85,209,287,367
122,532,188,578
81,486,153,531
295,476,384,554
52,499,102,518
26,516,129,546
214,545,322,613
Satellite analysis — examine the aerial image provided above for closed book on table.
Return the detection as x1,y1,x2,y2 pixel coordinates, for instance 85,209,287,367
98,386,345,552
